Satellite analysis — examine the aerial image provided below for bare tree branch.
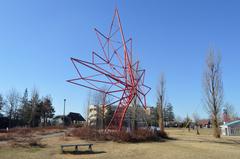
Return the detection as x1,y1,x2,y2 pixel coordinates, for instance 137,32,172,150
203,49,223,138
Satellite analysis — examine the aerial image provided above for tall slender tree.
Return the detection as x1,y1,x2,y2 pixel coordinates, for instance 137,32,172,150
29,88,41,127
157,73,166,134
91,88,112,129
85,91,91,126
193,113,200,135
19,89,31,125
203,49,223,138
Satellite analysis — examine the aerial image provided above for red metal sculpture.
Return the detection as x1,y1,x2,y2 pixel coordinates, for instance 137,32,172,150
67,8,150,131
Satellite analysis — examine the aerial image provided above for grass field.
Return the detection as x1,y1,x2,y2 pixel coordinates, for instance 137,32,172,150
0,128,240,159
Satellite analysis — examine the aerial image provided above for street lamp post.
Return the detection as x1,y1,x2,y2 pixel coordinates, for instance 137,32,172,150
63,99,66,126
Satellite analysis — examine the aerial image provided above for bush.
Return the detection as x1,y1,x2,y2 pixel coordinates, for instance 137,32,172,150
0,133,13,141
10,127,33,137
70,127,167,143
10,137,46,148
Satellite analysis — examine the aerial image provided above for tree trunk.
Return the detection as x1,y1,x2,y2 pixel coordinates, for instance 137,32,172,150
196,126,200,135
159,96,164,133
212,115,220,138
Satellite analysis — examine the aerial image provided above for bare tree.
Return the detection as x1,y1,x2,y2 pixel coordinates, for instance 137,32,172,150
223,103,238,121
0,94,5,112
5,89,20,127
91,88,112,129
93,91,105,129
203,49,223,138
192,113,200,135
85,91,91,127
157,73,166,134
184,114,192,132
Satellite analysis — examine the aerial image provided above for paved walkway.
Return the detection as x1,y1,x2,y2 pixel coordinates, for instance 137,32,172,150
0,131,66,145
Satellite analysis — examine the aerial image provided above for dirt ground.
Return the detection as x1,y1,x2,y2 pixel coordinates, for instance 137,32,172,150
0,128,240,159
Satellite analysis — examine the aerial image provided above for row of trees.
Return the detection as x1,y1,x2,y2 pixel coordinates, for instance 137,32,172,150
0,88,55,128
157,49,238,138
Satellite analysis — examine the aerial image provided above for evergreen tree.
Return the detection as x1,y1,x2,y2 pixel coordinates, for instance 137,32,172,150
19,89,31,125
164,103,175,126
40,96,55,126
29,88,41,127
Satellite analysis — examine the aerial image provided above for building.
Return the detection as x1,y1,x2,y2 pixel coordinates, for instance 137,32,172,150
223,109,231,124
51,112,86,126
87,104,110,127
220,120,240,136
87,104,153,129
120,105,151,129
51,115,66,125
67,112,85,125
88,104,99,126
88,105,100,127
198,119,211,128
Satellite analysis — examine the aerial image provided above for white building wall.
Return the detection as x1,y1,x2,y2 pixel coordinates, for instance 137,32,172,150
221,123,240,136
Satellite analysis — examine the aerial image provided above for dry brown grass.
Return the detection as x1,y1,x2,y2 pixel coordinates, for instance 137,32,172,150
0,128,240,159
0,126,65,141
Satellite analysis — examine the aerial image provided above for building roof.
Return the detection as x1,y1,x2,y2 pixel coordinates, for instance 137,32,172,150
224,120,240,127
67,112,85,121
54,115,64,119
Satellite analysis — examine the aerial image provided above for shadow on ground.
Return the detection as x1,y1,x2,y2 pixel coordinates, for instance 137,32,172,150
62,150,106,155
174,137,240,146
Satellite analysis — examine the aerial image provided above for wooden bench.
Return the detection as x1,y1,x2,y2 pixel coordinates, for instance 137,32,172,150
61,143,93,153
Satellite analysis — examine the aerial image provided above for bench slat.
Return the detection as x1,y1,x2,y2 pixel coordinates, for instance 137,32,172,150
61,144,93,147
61,143,93,153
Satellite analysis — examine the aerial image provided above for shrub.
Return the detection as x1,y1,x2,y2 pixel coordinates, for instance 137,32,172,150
10,137,46,148
70,127,166,143
0,133,13,141
10,127,33,137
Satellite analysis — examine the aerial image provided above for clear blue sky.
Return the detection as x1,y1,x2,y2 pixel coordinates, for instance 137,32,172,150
0,0,240,119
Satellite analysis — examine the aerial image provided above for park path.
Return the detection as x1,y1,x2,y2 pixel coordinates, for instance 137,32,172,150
0,130,66,145
0,141,7,145
38,131,65,139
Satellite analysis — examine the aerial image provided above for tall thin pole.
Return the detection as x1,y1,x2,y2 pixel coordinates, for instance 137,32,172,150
64,99,66,126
